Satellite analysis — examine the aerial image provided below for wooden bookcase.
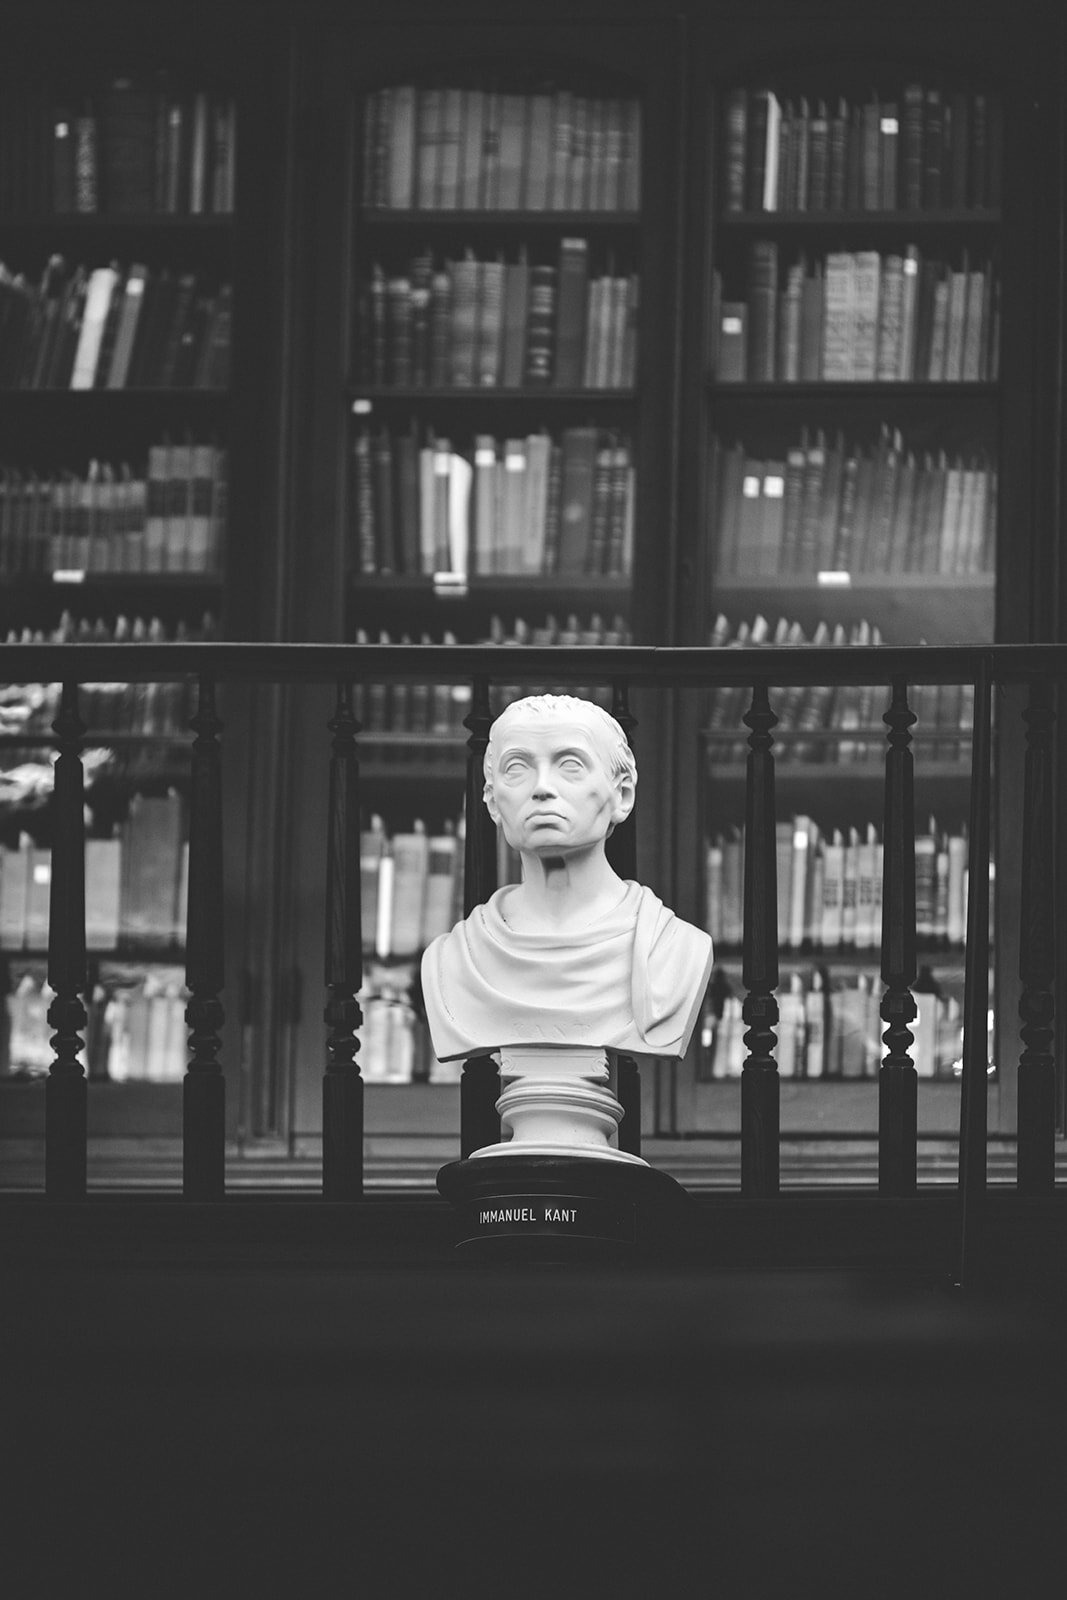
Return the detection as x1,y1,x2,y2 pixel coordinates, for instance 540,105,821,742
669,12,1057,1151
0,4,292,1153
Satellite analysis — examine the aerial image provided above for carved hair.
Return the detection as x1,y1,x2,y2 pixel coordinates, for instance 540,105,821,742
483,693,638,798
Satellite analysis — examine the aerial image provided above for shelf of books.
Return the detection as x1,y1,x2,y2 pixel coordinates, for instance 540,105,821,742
0,64,236,1110
680,60,1003,1136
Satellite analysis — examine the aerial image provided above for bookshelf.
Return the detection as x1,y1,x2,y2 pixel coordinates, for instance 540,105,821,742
0,6,289,1147
270,17,683,1145
667,18,1047,1148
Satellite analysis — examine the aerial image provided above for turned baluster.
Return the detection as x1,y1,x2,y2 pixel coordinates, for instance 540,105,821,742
184,675,225,1200
323,681,364,1199
878,677,918,1195
460,677,499,1157
607,679,640,1157
45,682,88,1200
741,682,779,1196
1017,678,1056,1194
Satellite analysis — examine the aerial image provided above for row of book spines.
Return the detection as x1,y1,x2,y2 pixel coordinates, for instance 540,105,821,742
352,426,634,581
713,436,995,579
705,820,970,951
360,818,465,959
0,76,234,217
0,827,188,954
713,250,999,383
4,970,191,1085
0,260,232,391
2,681,195,744
722,84,1002,214
50,87,236,216
362,85,641,214
351,613,631,735
3,610,218,652
361,252,638,390
0,446,227,577
699,976,962,1081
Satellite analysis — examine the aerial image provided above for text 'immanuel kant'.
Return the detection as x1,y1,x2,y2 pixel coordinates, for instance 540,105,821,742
478,1205,578,1225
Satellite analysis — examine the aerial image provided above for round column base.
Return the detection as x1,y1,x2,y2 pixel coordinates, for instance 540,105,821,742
436,1153,692,1262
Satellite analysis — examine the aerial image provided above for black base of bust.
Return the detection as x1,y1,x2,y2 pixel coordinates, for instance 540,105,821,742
436,1153,693,1262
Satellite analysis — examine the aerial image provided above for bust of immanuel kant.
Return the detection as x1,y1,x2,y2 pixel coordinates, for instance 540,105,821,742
420,693,714,1062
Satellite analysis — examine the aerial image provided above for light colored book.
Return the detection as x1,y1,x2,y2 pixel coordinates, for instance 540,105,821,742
70,264,120,389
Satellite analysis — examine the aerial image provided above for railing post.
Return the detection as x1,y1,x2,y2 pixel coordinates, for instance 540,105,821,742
461,676,499,1157
608,679,640,1158
1017,677,1056,1194
958,656,993,1282
322,681,364,1199
45,681,88,1200
879,676,918,1195
184,674,225,1200
741,682,779,1196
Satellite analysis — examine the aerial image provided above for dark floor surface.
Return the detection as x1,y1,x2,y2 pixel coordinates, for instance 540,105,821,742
5,1257,1065,1598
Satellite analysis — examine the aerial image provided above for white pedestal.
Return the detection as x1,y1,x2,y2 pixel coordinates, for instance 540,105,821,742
469,1046,647,1166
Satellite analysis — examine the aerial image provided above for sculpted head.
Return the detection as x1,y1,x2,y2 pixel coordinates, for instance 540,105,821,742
483,694,637,857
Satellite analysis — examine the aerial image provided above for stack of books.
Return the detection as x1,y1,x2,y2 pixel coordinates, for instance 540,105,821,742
712,245,999,382
0,442,226,576
362,85,641,212
0,259,232,389
358,242,638,389
352,423,634,579
711,429,996,578
721,83,1002,214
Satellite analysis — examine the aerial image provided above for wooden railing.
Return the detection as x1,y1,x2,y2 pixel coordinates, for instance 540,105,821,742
0,640,1062,1222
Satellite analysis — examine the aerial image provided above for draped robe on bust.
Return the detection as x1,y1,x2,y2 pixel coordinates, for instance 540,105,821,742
421,881,714,1062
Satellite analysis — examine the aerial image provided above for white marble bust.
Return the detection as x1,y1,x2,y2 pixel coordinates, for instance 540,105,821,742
421,694,714,1062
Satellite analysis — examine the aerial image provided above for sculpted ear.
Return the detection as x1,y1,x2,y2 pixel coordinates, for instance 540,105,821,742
484,782,501,825
611,773,636,824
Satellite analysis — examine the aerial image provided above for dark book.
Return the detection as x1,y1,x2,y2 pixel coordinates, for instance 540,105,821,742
827,98,847,211
722,87,747,212
44,265,87,388
524,263,557,385
372,427,396,572
73,104,99,212
845,103,864,211
92,267,128,388
921,88,944,210
552,236,589,388
394,420,420,574
127,269,173,387
154,272,198,387
901,83,924,210
807,101,829,210
747,239,778,380
555,425,599,573
585,441,614,573
193,284,232,388
408,250,434,386
351,428,376,573
51,107,77,212
99,77,157,214
428,269,452,386
745,88,770,211
969,92,988,210
501,250,529,387
171,293,212,388
385,273,413,386
948,91,969,210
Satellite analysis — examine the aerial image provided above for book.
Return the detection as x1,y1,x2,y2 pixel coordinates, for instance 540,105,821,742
421,826,458,946
390,822,429,957
69,264,120,388
555,426,599,574
553,237,589,388
85,837,122,950
524,264,556,384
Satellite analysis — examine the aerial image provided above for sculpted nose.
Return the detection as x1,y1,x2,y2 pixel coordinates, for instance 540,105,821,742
532,762,557,797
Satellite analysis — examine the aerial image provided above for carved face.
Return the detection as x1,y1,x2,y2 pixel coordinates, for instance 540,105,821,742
486,718,635,857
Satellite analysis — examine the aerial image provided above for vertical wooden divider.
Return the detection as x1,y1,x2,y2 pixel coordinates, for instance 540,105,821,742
607,679,641,1158
878,676,918,1195
460,677,500,1158
741,682,779,1196
958,656,993,1281
1017,678,1056,1193
45,681,88,1199
322,680,364,1200
184,675,226,1200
